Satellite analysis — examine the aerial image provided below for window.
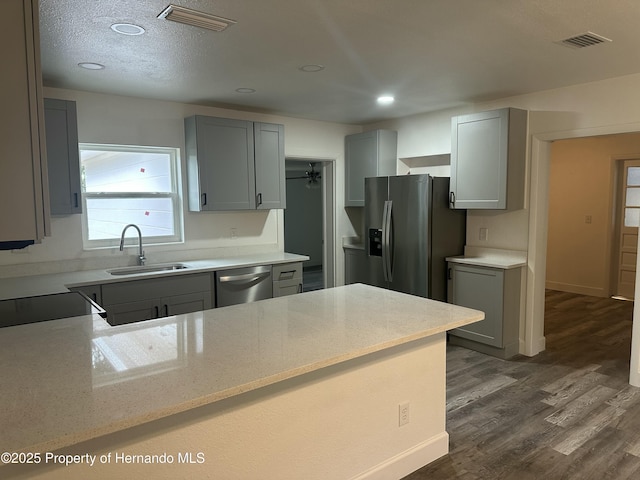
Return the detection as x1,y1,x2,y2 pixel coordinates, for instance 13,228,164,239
80,144,183,248
625,166,640,227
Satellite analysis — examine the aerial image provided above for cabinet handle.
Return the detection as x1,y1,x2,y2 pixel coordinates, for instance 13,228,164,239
73,192,79,208
449,191,455,207
154,306,160,318
257,193,263,206
201,193,207,206
298,283,303,293
447,267,452,280
164,304,169,317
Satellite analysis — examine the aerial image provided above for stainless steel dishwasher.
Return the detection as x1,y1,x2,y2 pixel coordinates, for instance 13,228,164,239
215,265,273,307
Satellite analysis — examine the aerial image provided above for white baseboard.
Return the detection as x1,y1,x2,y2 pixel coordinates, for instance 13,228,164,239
545,281,606,298
350,431,449,480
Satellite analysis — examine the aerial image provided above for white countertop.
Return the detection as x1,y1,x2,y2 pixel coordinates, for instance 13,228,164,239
0,252,308,301
0,283,483,454
446,246,527,269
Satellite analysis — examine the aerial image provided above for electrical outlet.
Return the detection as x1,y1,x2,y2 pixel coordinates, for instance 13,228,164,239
479,227,488,241
585,215,592,224
399,402,410,426
230,228,237,239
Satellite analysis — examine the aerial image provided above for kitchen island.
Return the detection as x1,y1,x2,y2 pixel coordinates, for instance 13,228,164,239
0,284,483,480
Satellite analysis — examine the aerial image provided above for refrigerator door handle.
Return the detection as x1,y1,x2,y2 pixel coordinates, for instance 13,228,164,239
382,200,393,282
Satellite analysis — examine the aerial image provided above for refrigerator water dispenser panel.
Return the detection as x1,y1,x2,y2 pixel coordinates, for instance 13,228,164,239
369,228,383,257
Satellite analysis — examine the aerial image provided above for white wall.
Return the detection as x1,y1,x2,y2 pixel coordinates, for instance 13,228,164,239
0,88,361,281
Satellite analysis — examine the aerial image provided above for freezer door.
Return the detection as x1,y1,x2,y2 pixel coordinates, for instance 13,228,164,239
388,175,431,297
364,176,388,288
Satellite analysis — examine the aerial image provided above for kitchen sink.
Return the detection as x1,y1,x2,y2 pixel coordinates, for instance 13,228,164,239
107,263,190,276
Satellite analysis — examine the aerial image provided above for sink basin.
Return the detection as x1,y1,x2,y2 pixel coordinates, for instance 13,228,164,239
107,263,190,276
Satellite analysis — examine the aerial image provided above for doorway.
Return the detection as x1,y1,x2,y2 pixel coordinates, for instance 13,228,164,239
284,158,335,291
529,127,640,386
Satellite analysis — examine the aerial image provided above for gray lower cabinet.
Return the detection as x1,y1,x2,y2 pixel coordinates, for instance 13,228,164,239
69,284,102,306
44,98,81,215
447,263,520,359
450,107,527,210
185,115,285,211
344,130,397,207
272,262,303,297
344,247,367,284
100,273,214,326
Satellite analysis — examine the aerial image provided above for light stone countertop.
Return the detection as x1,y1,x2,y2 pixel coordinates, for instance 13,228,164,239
0,252,308,301
446,246,527,270
0,283,483,454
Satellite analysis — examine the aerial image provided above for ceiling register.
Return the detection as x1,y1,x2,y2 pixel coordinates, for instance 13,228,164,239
157,4,237,32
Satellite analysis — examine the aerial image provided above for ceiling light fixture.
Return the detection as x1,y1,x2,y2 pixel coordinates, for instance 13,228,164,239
157,5,236,32
110,23,146,36
235,88,256,94
377,95,395,105
299,64,325,73
78,62,105,70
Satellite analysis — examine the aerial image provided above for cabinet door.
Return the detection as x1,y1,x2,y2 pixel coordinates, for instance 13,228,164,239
186,116,255,211
449,264,504,348
344,248,368,285
345,131,378,207
44,99,81,215
164,291,213,317
451,109,508,209
69,284,102,305
0,0,49,241
345,130,397,207
254,122,285,209
107,299,158,326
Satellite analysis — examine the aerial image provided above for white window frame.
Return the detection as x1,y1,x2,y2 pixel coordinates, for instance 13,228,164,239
79,143,184,250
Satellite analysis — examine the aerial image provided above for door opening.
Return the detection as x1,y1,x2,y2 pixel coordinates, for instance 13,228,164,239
284,158,335,291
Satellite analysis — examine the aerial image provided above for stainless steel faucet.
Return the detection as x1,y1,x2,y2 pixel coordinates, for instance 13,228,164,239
119,224,146,266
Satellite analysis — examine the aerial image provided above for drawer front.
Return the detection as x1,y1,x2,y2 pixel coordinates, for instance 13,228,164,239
273,278,303,297
273,262,302,281
102,273,213,306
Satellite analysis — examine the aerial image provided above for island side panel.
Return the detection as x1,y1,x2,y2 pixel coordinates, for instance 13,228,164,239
5,333,447,480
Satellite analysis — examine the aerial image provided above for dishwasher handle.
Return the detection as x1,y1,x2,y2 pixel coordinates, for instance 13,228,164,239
218,271,271,284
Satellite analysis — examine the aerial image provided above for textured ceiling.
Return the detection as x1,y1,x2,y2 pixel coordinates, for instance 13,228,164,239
39,0,640,125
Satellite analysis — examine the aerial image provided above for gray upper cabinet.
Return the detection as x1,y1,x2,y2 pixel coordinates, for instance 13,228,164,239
185,115,285,211
450,108,527,210
44,98,81,215
0,0,49,242
254,122,286,209
345,130,397,207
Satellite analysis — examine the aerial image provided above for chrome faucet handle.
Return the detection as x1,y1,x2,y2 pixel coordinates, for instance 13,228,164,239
138,251,146,266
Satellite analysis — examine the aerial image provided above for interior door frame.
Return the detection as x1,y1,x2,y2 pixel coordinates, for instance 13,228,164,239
527,119,640,387
284,156,336,288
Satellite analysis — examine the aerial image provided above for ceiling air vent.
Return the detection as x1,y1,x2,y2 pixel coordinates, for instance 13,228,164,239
157,5,236,32
559,31,612,49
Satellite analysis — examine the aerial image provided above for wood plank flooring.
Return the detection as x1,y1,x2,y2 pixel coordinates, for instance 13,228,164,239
403,290,639,479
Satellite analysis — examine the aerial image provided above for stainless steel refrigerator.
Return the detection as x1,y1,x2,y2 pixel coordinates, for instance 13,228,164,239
364,174,465,301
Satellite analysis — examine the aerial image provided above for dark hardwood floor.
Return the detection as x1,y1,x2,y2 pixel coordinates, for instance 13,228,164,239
403,290,639,479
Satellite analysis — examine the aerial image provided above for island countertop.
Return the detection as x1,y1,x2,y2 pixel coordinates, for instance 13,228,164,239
0,284,483,456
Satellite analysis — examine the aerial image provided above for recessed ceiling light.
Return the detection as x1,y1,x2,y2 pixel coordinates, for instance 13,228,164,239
377,95,395,105
299,64,325,73
235,88,256,94
78,62,105,70
110,23,146,36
